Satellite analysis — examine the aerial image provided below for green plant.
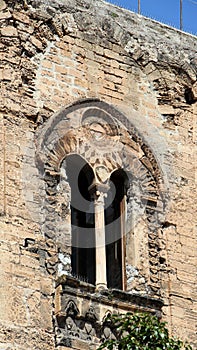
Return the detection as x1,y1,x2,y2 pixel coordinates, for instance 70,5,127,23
98,312,193,350
109,11,119,18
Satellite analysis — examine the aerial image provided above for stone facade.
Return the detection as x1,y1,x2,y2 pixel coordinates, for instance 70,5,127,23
0,0,196,349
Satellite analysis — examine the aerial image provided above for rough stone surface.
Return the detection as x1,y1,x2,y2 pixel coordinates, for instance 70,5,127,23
0,0,196,349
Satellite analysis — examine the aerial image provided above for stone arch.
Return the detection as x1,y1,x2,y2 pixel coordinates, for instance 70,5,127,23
36,98,167,295
36,99,163,181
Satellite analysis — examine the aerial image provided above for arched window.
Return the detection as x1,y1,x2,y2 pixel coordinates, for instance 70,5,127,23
65,155,95,285
37,99,164,296
105,169,129,290
65,153,128,290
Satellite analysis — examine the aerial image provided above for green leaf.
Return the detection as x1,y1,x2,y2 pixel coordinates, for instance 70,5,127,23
97,312,193,350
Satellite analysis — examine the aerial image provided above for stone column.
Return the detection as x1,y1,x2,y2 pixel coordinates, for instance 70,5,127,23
120,195,127,291
89,183,108,290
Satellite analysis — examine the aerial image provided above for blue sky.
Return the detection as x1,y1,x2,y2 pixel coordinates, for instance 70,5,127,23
105,0,197,35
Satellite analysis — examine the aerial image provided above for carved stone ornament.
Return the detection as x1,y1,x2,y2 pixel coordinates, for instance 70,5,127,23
36,99,167,295
89,122,106,140
65,300,79,318
85,306,98,322
95,165,109,183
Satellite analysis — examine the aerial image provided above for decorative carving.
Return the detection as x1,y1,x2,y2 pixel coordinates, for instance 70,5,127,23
84,320,96,339
36,99,166,296
89,122,106,140
65,316,79,337
95,165,109,183
65,300,79,317
102,323,117,341
56,300,81,343
85,306,98,322
101,312,117,341
56,300,99,344
56,329,72,347
55,277,163,347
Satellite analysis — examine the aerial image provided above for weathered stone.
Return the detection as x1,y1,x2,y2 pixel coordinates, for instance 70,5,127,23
12,11,30,24
191,81,197,100
30,35,44,51
0,0,196,349
0,26,18,37
0,9,11,19
0,0,6,11
158,105,175,115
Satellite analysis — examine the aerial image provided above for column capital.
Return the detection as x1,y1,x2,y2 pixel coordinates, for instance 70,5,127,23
88,182,109,200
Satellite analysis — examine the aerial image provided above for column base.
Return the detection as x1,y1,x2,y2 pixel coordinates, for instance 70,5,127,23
95,282,107,291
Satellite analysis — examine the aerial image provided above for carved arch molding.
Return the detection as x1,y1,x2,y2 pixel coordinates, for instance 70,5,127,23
36,99,166,294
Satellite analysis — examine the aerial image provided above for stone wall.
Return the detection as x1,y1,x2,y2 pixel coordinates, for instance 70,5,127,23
0,0,196,349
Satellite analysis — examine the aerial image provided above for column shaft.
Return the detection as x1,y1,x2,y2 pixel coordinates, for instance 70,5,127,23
94,193,107,290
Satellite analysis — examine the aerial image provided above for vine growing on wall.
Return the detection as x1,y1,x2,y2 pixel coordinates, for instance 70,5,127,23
98,312,193,350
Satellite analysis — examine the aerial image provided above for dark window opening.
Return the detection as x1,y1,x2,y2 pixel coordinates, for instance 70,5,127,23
65,155,95,285
105,169,128,290
65,156,128,290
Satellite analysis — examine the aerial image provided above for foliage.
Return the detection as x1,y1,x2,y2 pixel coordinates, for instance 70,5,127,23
109,11,119,18
98,312,193,350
